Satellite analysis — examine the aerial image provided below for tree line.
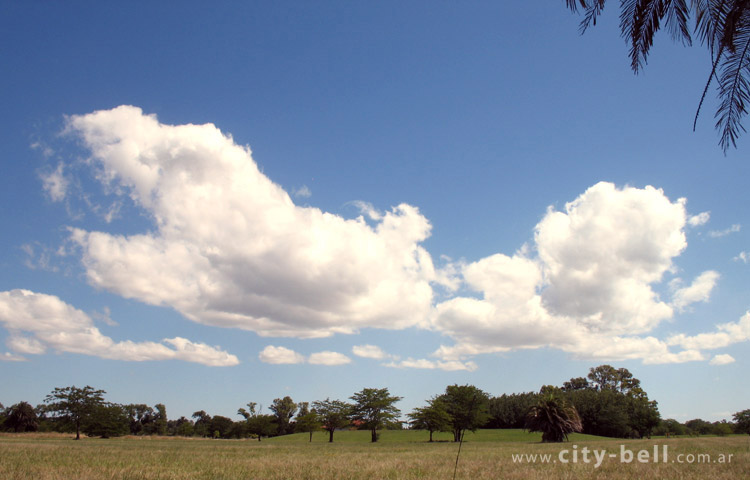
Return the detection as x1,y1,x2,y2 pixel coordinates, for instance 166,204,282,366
2,365,748,442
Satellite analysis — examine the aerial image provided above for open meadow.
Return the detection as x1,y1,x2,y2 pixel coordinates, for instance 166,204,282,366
0,430,747,480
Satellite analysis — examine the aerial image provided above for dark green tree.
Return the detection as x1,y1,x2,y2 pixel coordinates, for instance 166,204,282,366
526,387,583,442
4,401,39,432
170,416,194,437
312,398,351,443
43,385,106,440
350,387,402,443
238,403,276,441
438,384,490,442
294,402,322,442
407,397,451,442
564,0,750,151
153,403,167,436
685,418,713,435
192,410,212,437
488,392,540,428
654,418,687,436
269,396,297,436
124,404,154,435
733,409,750,435
209,415,234,438
83,403,129,438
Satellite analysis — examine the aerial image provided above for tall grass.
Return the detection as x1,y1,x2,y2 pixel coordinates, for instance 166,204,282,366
0,431,746,479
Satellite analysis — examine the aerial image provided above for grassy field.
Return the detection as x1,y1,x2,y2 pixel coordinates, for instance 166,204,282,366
0,430,747,479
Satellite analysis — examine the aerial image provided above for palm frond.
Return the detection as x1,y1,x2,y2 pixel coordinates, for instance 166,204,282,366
715,12,750,150
665,0,693,45
580,0,608,33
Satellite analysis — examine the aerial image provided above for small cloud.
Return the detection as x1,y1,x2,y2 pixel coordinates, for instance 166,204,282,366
688,212,710,227
31,141,54,158
383,357,478,372
91,307,118,327
734,252,749,264
352,344,389,360
709,354,735,366
671,271,720,312
39,163,69,202
308,351,351,366
348,201,382,221
258,345,305,364
708,224,741,238
292,185,312,199
1,352,26,362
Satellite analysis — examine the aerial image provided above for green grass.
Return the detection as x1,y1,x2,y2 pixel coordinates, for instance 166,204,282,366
0,431,747,479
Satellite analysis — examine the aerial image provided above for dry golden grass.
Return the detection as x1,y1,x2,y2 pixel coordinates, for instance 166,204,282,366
0,432,746,479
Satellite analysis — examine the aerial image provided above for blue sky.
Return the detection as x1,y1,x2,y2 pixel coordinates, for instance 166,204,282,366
1,1,748,423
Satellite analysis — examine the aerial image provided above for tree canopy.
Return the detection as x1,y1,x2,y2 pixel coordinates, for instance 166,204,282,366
43,385,106,440
438,385,490,442
312,398,351,443
350,388,402,443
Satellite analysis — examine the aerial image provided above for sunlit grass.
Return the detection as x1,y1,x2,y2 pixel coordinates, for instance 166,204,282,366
0,431,746,479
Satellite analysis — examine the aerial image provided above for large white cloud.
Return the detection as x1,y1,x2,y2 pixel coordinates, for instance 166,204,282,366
0,289,238,366
431,182,727,365
48,107,746,368
65,106,440,338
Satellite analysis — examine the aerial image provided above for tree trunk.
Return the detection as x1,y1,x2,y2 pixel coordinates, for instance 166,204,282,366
429,430,433,442
328,429,334,443
75,420,81,440
309,431,313,442
257,434,261,442
371,428,378,443
453,429,461,442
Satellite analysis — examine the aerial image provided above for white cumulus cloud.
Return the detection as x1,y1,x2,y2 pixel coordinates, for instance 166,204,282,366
258,345,306,364
0,289,239,366
709,354,736,365
667,312,750,351
65,106,439,339
352,344,389,360
40,163,69,202
688,211,710,227
307,351,351,366
671,271,720,311
431,182,723,365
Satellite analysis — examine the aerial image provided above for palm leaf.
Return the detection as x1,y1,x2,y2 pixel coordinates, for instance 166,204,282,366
716,14,750,150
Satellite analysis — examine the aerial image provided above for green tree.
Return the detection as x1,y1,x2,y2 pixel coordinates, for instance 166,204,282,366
192,410,212,437
312,398,351,443
238,403,276,441
124,404,154,435
732,409,750,435
685,418,713,435
43,385,106,440
171,416,194,437
84,403,129,438
488,392,540,428
294,402,322,442
269,396,297,436
654,418,687,436
350,387,402,443
407,397,451,442
438,384,490,442
209,415,233,439
153,403,168,436
564,0,750,151
4,401,38,432
526,387,583,443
